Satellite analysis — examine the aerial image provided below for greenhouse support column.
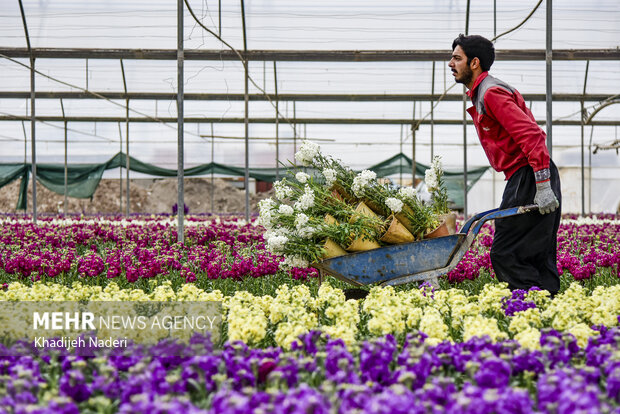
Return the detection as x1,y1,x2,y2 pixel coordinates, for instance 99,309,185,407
580,61,589,217
241,0,250,222
411,127,416,185
463,87,468,217
19,0,36,223
431,61,435,160
546,0,553,155
399,124,403,185
177,0,185,242
61,99,67,214
588,127,593,213
411,101,416,185
120,59,130,216
30,58,37,221
64,121,68,213
21,121,27,164
463,0,470,217
274,61,279,180
118,122,123,212
210,123,215,214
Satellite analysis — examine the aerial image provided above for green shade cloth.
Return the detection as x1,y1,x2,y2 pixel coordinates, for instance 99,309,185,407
0,152,488,210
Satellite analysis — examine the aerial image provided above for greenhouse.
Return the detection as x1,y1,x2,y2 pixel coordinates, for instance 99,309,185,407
0,1,620,412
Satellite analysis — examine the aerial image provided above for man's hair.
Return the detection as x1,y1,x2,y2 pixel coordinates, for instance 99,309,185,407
452,34,495,72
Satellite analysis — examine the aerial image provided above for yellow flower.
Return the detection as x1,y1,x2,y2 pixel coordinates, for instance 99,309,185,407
462,315,507,342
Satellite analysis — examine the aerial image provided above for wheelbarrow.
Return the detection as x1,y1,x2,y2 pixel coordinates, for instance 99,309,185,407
313,204,539,289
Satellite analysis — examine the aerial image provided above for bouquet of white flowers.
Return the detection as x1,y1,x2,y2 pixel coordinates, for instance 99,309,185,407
259,140,454,268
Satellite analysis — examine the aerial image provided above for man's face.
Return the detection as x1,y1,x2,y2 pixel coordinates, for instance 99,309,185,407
449,45,474,86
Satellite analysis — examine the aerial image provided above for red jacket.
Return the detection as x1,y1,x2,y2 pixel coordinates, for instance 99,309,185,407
466,72,550,180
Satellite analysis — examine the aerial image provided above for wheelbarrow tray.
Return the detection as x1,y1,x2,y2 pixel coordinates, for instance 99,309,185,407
314,233,465,286
313,204,538,287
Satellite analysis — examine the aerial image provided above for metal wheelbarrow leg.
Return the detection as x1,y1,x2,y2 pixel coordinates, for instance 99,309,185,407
313,204,538,288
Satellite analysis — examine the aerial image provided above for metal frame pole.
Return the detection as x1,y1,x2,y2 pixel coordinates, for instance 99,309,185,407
411,102,416,185
21,121,27,164
581,60,589,217
117,122,123,212
177,0,185,241
463,87,468,217
399,124,403,185
60,99,68,214
18,0,36,222
274,61,280,180
211,123,215,214
120,60,131,215
293,101,297,163
241,0,250,222
546,0,553,155
463,0,470,218
588,126,593,213
431,61,435,160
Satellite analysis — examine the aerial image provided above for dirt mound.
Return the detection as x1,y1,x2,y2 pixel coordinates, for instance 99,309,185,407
0,178,272,215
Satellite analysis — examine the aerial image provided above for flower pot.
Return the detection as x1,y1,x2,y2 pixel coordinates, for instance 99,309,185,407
394,205,416,234
380,215,415,244
321,238,347,259
349,201,379,224
439,212,457,235
424,220,450,239
330,189,345,203
324,214,338,225
362,197,388,216
345,236,381,252
331,183,356,203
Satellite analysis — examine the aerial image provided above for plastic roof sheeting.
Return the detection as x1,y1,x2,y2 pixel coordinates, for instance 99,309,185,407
0,0,618,213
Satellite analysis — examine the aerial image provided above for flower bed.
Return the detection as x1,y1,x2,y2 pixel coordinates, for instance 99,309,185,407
1,213,620,412
2,280,619,351
2,326,620,413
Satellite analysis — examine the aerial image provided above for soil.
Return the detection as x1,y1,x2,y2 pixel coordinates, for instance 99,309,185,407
0,178,273,215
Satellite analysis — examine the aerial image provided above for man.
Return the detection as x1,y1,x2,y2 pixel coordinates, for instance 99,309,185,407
449,34,561,295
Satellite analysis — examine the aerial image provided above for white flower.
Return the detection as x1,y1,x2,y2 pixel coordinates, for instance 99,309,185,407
266,235,288,253
295,172,310,184
351,170,377,197
426,155,443,191
385,197,403,213
278,204,294,216
258,198,275,229
281,255,309,270
399,187,418,201
294,212,309,230
424,168,438,191
274,180,293,201
293,185,315,211
296,226,315,239
322,168,337,188
294,140,320,167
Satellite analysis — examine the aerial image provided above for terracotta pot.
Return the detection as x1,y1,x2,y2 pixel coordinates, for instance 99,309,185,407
439,212,457,235
424,220,450,239
380,215,415,244
349,201,379,223
345,236,381,252
321,238,347,259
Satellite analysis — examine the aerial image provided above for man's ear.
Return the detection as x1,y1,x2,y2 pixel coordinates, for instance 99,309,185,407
470,57,480,70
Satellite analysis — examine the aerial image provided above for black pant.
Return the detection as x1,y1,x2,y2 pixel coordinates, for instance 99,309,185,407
490,161,561,295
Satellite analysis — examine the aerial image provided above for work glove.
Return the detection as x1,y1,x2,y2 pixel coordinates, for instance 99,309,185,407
533,168,559,214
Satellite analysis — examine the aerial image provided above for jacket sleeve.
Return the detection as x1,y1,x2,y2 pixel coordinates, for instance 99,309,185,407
483,87,550,172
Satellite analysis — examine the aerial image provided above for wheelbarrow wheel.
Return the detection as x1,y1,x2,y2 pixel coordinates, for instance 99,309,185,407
344,288,369,300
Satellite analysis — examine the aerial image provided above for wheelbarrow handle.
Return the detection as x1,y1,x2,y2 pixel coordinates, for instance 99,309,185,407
459,204,539,236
